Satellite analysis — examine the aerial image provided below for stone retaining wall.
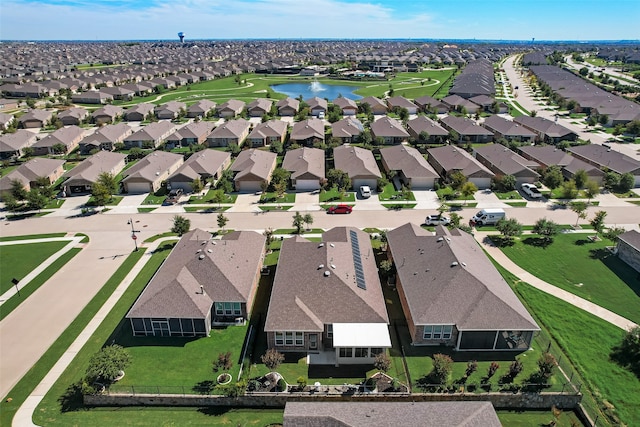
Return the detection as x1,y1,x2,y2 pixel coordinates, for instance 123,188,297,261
85,392,581,410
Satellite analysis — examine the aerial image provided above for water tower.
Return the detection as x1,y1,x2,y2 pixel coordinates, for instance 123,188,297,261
178,32,185,43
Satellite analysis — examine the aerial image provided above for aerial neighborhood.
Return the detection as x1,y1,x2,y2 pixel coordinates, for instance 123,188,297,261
0,37,639,427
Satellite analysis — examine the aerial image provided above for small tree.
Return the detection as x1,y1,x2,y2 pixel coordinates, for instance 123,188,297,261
537,352,557,380
618,173,634,193
171,215,191,236
431,353,453,384
508,360,524,379
573,169,588,189
533,218,560,246
213,351,233,372
542,165,564,189
560,179,578,199
263,228,274,248
26,189,48,211
97,172,117,196
261,348,285,371
495,218,523,244
449,170,467,190
292,211,304,234
211,189,226,208
91,182,112,208
583,179,600,204
465,360,478,377
449,212,462,228
10,179,28,201
590,210,607,236
217,212,229,232
379,259,394,278
487,361,500,378
570,201,588,227
373,352,392,373
191,177,204,195
85,344,131,384
303,213,314,231
460,181,478,205
2,193,20,211
609,326,640,378
437,203,448,217
603,226,625,243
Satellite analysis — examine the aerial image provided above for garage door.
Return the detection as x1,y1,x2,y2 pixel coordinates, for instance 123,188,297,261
168,181,192,193
126,181,153,194
352,179,378,190
409,177,434,190
295,179,320,191
237,181,261,193
469,177,491,190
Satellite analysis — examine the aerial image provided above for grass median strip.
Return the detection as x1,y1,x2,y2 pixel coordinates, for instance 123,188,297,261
0,249,146,426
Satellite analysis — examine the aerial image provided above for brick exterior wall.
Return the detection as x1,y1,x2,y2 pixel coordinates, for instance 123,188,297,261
617,240,640,273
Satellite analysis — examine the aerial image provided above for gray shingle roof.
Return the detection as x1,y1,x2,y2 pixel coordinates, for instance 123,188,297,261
379,145,438,179
333,145,381,179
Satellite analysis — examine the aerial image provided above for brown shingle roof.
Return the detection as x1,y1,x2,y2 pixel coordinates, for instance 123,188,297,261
333,145,381,179
379,145,438,179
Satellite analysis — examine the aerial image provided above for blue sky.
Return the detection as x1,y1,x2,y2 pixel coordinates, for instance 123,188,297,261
1,0,639,41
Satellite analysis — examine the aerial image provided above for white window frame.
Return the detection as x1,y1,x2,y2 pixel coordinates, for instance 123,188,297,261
275,332,284,346
423,325,453,340
327,324,333,338
233,302,241,316
339,347,352,358
285,331,294,346
295,332,304,346
215,302,224,315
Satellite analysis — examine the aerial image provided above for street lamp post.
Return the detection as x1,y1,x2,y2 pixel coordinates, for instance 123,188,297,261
127,218,140,251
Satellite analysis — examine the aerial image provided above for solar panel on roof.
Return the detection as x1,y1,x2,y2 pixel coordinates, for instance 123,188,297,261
349,230,366,290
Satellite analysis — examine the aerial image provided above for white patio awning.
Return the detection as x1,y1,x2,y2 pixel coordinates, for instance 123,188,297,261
332,323,391,348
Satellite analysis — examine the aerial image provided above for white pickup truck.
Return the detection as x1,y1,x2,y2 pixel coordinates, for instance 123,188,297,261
521,183,543,199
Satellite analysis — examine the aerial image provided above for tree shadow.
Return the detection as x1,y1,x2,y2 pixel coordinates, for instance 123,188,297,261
522,237,553,248
589,248,610,260
192,380,216,395
58,381,85,413
491,236,515,247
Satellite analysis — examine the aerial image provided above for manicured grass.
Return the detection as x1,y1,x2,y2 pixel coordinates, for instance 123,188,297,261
0,248,81,321
141,191,168,205
512,284,640,426
0,233,66,242
136,207,156,213
319,188,356,202
86,195,123,206
184,206,231,213
0,249,146,426
504,201,527,207
44,198,65,209
436,186,474,201
381,203,417,209
143,232,178,243
188,190,237,204
272,228,324,235
0,241,69,294
377,183,415,202
258,205,293,211
259,192,296,204
497,409,583,427
494,190,522,200
446,202,478,209
75,233,89,243
33,246,170,426
500,233,640,324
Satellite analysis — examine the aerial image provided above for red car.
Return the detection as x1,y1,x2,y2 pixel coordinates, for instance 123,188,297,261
327,204,353,214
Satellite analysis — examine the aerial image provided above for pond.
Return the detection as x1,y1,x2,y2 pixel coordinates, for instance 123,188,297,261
270,81,362,100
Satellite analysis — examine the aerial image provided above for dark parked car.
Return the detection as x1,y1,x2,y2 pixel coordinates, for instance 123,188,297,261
165,188,184,205
327,204,353,214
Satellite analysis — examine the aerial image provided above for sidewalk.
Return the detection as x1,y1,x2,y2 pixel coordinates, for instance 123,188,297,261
473,231,637,332
12,237,176,427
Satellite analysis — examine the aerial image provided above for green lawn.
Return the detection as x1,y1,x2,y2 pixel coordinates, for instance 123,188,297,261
0,233,66,242
504,201,528,207
497,409,583,427
494,190,522,200
259,192,296,204
381,203,417,210
500,233,640,324
141,190,168,205
0,241,69,294
137,207,156,213
45,198,66,209
377,183,415,202
258,205,293,211
86,195,123,206
436,186,475,201
512,284,640,426
319,188,356,202
188,190,237,204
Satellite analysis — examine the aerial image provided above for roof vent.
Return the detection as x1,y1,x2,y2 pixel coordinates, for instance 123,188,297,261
461,262,467,267
451,261,459,267
318,243,324,248
196,249,202,253
330,243,335,247
318,264,325,269
331,264,336,269
324,270,331,277
207,249,213,253
437,237,444,242
198,254,205,260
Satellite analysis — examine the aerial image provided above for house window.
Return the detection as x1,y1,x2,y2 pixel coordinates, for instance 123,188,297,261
423,325,453,340
285,332,294,346
327,324,333,338
370,348,383,357
275,332,284,346
295,332,304,346
354,347,368,358
339,347,352,358
233,302,241,315
224,302,233,315
215,302,224,315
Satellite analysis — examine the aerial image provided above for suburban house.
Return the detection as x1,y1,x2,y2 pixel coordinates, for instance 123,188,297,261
406,115,449,143
0,98,20,110
468,94,496,112
513,116,578,144
79,123,132,154
155,101,187,120
482,115,536,143
440,115,494,143
331,117,364,143
71,91,113,104
167,149,231,192
126,228,266,337
474,144,540,185
568,145,640,186
276,97,300,116
386,223,539,351
18,109,53,128
441,94,481,113
247,120,288,147
58,107,89,126
264,228,390,366
121,151,184,193
247,98,273,117
414,95,449,114
187,100,217,118
206,118,251,147
359,96,388,115
0,130,38,160
230,149,277,192
100,86,135,101
32,125,85,155
333,145,382,190
370,116,410,145
427,145,495,189
92,105,124,125
379,145,439,190
616,230,640,273
386,96,419,114
306,97,328,117
0,112,15,130
217,99,246,118
123,121,175,148
332,97,358,116
517,145,604,185
165,121,214,149
283,401,501,427
290,118,325,146
0,158,65,199
61,151,127,195
124,103,155,122
282,147,325,191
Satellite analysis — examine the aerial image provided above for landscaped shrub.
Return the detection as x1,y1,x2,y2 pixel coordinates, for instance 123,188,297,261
373,352,391,373
487,361,500,378
261,348,285,371
276,378,287,392
537,352,557,380
465,360,478,377
213,351,233,372
84,344,131,385
431,353,454,384
296,376,307,390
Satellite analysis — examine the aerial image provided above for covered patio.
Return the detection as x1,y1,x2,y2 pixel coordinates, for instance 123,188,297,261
332,323,392,366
